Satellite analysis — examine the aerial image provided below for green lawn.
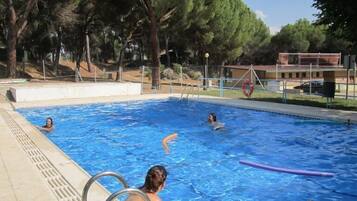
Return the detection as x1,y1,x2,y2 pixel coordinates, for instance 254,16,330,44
195,88,357,111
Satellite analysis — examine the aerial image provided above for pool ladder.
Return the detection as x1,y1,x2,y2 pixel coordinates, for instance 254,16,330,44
82,171,150,201
180,84,200,101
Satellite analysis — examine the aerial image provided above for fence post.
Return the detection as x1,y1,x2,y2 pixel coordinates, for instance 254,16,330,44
94,63,97,83
180,65,183,88
282,80,286,103
346,68,349,100
220,77,224,97
169,81,172,94
309,63,312,95
141,66,145,95
198,81,201,100
42,59,46,80
119,66,123,82
353,63,356,99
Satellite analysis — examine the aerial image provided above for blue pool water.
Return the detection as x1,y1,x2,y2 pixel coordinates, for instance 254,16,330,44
18,100,357,201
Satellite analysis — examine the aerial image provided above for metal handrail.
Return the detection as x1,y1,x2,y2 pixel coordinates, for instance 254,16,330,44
186,85,193,100
180,84,192,100
106,188,150,201
82,171,129,201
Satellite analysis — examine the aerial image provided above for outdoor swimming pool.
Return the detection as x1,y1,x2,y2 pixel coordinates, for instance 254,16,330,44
18,99,357,201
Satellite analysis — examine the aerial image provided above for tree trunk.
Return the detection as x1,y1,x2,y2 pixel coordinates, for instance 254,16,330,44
112,40,116,61
75,53,81,82
6,0,17,78
53,27,62,76
85,32,93,72
116,43,125,81
165,34,170,67
144,0,161,89
6,0,37,78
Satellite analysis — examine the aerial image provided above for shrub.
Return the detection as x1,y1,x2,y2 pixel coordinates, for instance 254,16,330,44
187,70,202,80
172,63,183,74
161,68,179,80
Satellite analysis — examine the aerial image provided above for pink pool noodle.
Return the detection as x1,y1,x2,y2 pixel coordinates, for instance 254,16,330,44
239,160,334,177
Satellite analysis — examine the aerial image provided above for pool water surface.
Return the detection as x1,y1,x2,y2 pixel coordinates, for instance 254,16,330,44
18,99,357,201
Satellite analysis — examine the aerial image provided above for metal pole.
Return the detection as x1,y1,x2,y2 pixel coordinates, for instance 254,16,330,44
141,66,145,94
219,77,223,97
205,58,208,90
94,63,97,83
119,66,123,82
169,81,172,94
353,63,356,99
275,64,278,80
309,63,312,95
180,65,183,88
42,59,46,80
250,64,253,81
346,68,349,100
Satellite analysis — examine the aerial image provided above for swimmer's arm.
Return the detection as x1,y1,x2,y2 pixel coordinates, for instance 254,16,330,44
37,126,53,132
162,133,178,154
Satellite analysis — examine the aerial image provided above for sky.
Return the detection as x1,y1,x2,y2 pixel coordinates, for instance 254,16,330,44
243,0,319,34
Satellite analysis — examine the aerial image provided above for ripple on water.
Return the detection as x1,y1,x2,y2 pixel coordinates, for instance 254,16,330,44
17,100,357,201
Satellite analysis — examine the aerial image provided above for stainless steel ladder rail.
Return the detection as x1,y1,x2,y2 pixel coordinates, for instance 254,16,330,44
188,84,200,100
106,188,150,201
180,84,188,100
82,171,129,201
180,84,192,100
186,84,194,100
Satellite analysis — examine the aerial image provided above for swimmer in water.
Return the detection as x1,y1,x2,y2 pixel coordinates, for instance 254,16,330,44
37,117,54,132
208,113,224,130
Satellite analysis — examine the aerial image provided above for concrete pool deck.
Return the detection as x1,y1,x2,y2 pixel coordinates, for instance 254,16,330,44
1,92,357,201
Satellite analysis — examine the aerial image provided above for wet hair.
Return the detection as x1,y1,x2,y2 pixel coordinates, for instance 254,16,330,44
46,117,53,128
140,165,167,193
209,113,217,122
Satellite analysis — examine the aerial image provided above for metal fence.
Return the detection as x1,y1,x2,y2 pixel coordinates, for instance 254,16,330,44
20,59,357,110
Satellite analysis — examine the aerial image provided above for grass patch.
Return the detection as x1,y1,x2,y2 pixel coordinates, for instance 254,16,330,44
195,88,357,111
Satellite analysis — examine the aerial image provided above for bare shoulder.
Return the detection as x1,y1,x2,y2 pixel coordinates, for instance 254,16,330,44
126,193,161,201
147,193,162,201
126,194,145,201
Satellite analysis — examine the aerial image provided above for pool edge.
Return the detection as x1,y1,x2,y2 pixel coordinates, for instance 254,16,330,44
3,94,357,200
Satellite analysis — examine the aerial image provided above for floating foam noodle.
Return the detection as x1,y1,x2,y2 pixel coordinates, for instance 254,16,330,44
239,160,335,177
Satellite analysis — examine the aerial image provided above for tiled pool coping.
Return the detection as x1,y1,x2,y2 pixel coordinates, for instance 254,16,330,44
1,93,357,201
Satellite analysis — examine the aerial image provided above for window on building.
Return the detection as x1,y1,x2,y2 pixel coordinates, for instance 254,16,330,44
289,73,293,78
302,72,306,78
296,73,300,78
316,72,320,77
281,73,285,78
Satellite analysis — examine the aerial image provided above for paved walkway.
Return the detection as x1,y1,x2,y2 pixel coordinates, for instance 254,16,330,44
0,110,58,201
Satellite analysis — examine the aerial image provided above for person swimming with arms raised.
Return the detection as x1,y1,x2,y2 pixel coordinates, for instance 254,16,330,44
208,113,224,130
37,117,54,132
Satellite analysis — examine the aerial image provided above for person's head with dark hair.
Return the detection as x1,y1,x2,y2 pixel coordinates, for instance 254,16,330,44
45,117,54,128
208,113,217,123
140,165,167,194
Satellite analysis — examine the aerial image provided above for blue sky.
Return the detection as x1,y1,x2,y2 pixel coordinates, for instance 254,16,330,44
243,0,319,34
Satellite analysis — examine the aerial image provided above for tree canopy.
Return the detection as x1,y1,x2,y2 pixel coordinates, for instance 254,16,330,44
0,0,354,84
313,0,357,51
